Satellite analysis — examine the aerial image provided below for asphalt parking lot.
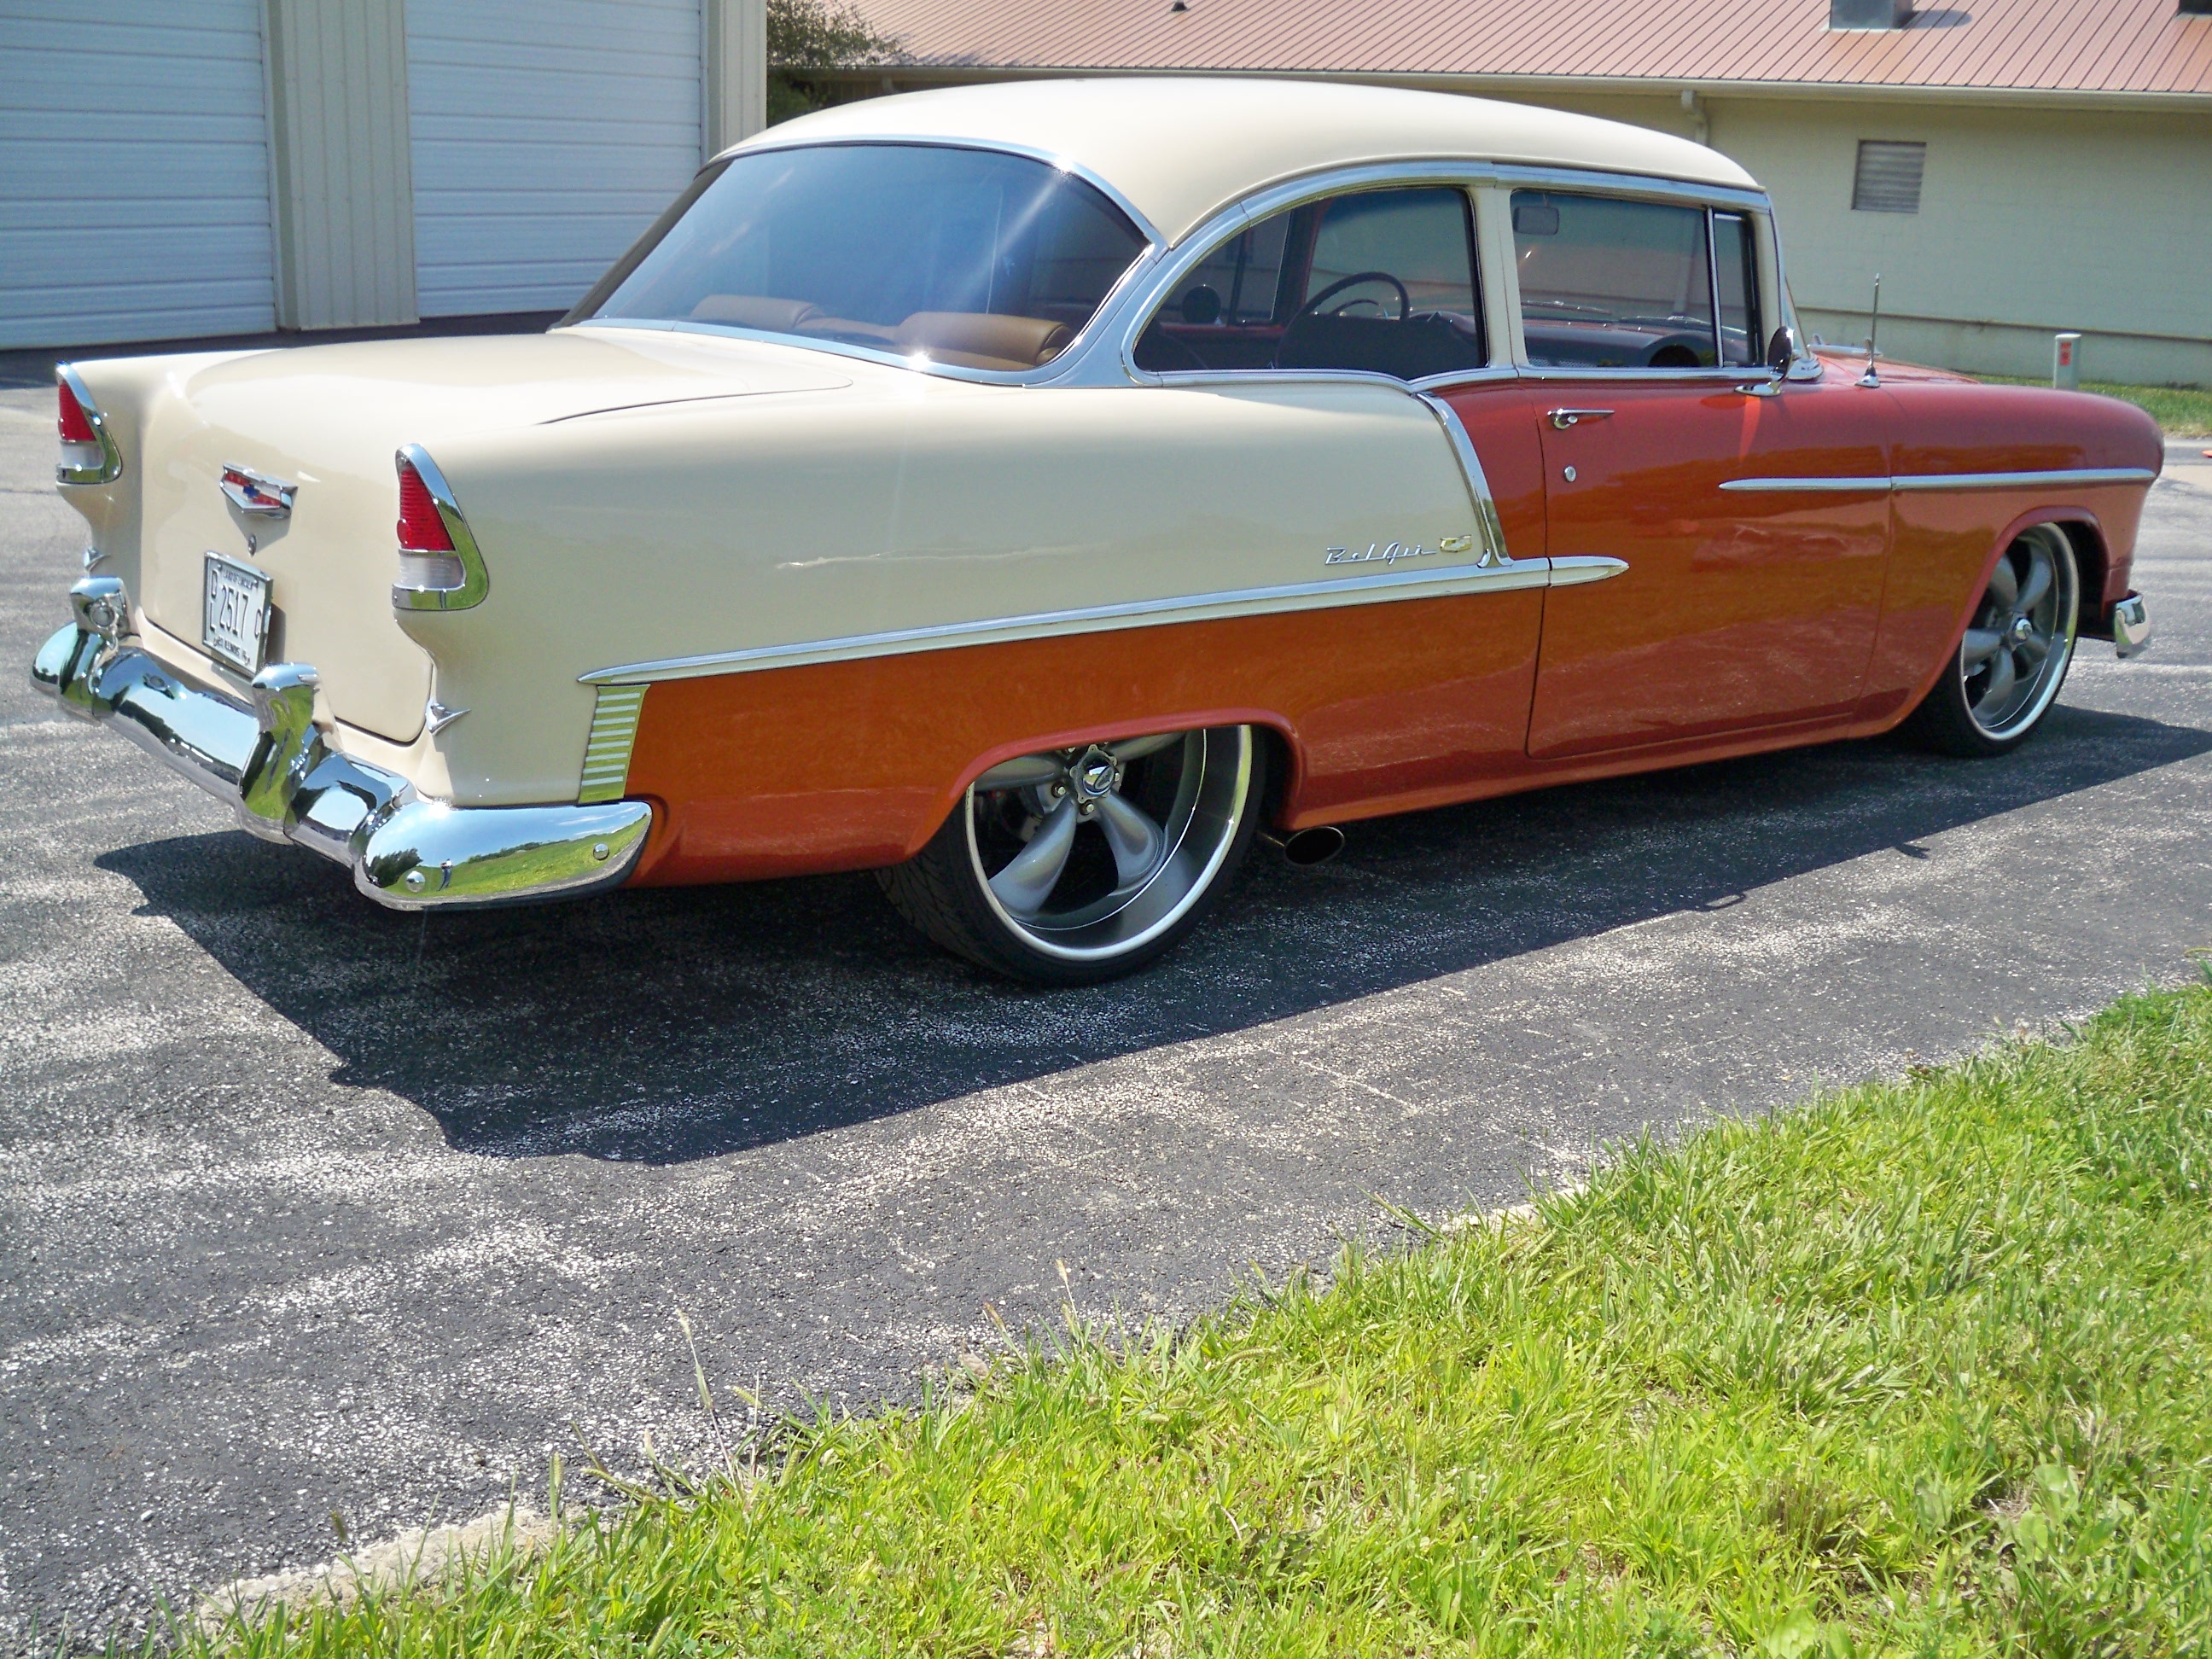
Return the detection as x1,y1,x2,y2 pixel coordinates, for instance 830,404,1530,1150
3,379,2208,1650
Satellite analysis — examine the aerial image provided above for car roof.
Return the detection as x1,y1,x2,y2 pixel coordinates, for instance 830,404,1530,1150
725,76,1762,246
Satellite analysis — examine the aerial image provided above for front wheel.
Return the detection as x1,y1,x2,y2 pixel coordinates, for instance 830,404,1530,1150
878,725,1264,985
1903,524,2079,757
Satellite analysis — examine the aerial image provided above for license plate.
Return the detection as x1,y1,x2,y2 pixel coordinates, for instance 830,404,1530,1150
202,552,271,674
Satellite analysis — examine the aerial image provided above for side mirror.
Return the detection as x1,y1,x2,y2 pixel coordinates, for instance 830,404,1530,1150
1766,325,1796,376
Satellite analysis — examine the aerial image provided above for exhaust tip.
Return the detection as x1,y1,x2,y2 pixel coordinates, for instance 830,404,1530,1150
1278,825,1346,867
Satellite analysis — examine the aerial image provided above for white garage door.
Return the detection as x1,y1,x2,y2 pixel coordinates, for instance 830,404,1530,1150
406,0,704,317
0,0,276,349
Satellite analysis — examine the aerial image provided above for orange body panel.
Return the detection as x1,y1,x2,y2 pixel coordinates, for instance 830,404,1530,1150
1511,374,1891,758
1859,378,2158,719
627,588,1545,885
623,365,2162,890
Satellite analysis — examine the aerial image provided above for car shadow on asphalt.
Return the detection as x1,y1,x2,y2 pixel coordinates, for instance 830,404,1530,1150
100,702,2210,1164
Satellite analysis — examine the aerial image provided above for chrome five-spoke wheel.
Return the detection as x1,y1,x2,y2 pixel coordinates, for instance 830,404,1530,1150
1905,523,2079,757
878,725,1264,983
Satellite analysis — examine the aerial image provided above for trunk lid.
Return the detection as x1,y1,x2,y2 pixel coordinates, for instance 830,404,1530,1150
101,328,847,742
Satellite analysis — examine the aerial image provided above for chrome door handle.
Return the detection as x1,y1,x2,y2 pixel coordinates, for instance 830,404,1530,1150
1547,408,1614,429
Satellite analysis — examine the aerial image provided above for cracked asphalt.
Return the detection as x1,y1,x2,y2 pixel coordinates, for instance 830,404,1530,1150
3,379,2208,1650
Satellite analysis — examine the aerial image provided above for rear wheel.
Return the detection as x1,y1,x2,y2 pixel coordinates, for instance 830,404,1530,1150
878,725,1263,984
1903,524,2079,757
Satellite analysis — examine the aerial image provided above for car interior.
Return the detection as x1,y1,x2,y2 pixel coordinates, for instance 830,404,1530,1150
1134,185,1487,380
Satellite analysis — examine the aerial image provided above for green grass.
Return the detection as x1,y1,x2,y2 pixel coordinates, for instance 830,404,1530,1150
186,982,2212,1657
1972,375,2212,438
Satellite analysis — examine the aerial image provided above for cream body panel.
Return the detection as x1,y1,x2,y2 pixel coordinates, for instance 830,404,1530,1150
68,332,849,744
405,369,1491,806
748,78,1758,246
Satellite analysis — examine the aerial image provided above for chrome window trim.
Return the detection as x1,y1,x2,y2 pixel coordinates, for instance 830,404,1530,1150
579,148,1776,395
56,364,124,486
1720,468,2157,494
1116,162,1778,390
581,559,1555,687
391,444,491,611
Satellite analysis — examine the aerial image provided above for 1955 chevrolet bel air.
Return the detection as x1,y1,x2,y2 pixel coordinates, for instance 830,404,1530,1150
32,78,2159,983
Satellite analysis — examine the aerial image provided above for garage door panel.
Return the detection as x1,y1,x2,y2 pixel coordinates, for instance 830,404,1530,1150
0,0,275,347
407,0,702,318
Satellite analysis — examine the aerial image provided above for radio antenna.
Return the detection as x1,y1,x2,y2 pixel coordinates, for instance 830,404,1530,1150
1858,272,1883,387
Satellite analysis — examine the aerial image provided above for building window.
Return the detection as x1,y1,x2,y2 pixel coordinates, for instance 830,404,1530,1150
1852,141,1927,213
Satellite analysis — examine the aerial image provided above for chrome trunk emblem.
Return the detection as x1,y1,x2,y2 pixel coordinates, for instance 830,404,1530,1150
219,463,297,519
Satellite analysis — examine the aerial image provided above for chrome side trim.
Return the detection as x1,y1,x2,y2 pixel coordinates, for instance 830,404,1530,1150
55,364,124,486
31,580,647,911
1720,468,2157,494
1414,391,1511,565
390,444,491,611
581,558,1552,685
1719,476,1895,493
1549,556,1631,587
1889,468,2157,492
578,684,648,804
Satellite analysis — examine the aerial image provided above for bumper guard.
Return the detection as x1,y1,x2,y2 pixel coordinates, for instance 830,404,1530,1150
31,577,650,910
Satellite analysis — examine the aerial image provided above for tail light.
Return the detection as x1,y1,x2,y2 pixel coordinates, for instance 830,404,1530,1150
58,381,97,443
397,459,454,552
55,366,122,485
392,446,489,611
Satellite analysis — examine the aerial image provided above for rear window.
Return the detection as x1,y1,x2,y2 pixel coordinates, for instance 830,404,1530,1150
584,143,1150,372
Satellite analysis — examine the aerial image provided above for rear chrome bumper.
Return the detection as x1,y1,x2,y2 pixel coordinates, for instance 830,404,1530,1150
31,577,651,911
2111,592,2151,660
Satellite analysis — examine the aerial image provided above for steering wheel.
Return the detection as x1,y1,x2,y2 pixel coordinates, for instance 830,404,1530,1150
1292,271,1412,323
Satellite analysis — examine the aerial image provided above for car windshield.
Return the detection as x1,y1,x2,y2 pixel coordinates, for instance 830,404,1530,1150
583,143,1151,372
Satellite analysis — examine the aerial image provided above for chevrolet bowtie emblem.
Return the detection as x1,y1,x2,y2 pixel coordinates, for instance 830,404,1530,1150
220,463,297,519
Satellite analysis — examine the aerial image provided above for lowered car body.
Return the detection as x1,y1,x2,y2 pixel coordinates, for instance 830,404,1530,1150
32,78,2159,981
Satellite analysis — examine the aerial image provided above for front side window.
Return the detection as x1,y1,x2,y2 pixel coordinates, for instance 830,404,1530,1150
1135,185,1486,380
585,143,1150,372
1513,190,1749,370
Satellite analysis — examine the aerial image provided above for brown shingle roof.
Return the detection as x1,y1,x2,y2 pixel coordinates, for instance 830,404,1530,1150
851,0,2212,99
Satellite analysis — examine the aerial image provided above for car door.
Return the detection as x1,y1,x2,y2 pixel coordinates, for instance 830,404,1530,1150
1133,180,1551,811
1513,190,1893,759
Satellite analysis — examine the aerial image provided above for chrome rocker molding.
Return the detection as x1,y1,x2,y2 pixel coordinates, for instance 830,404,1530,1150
32,577,648,910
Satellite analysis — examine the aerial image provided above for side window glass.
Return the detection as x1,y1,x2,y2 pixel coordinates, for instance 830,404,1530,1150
1134,185,1485,380
1711,211,1761,369
1511,191,1717,370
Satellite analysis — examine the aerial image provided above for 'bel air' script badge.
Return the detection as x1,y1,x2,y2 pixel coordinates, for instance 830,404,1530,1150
1325,533,1476,568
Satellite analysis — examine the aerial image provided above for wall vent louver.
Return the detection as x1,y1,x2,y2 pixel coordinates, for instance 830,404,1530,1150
1852,140,1927,213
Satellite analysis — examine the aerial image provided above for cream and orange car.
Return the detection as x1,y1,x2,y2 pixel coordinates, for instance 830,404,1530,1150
34,79,2157,982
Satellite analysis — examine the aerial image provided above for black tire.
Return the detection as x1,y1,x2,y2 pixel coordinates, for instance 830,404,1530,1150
1902,524,2079,758
878,725,1266,986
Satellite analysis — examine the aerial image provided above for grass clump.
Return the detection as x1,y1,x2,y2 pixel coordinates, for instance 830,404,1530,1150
189,982,2212,1656
1971,374,2212,437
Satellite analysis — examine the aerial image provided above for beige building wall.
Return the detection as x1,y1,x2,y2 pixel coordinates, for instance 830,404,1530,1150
264,0,418,331
1440,84,2212,388
1708,97,2212,389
